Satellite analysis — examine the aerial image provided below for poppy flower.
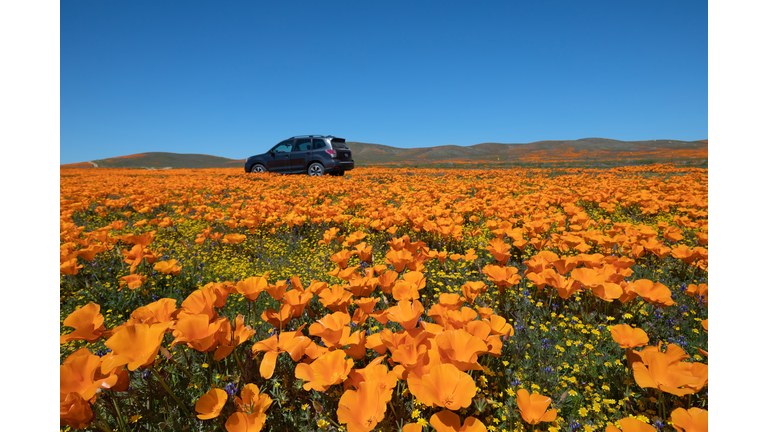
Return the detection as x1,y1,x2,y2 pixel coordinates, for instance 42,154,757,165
222,233,246,244
195,388,228,420
631,351,698,396
60,392,94,429
570,268,623,301
118,273,146,291
294,350,354,391
265,279,289,301
236,275,269,301
387,300,425,330
214,314,256,360
516,388,557,425
628,279,675,307
60,258,83,275
485,238,511,263
100,322,173,373
337,380,388,432
154,259,181,275
319,284,355,312
482,264,521,294
670,407,708,432
605,417,657,432
282,287,314,318
330,249,355,269
260,304,293,329
435,329,487,371
225,384,273,432
430,410,487,432
309,311,352,348
610,324,649,349
419,363,476,410
461,281,487,304
403,423,424,432
386,248,414,273
172,314,228,352
60,303,106,344
252,326,312,379
60,348,119,400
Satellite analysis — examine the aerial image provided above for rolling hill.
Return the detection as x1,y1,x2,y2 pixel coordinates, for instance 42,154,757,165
60,138,707,169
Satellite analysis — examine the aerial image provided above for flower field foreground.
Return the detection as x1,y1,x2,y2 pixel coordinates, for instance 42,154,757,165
60,166,708,432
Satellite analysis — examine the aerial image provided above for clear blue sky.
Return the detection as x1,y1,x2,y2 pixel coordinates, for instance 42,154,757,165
60,0,707,164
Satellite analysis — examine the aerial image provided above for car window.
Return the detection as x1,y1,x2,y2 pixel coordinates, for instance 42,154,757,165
272,140,293,153
294,138,312,152
312,138,327,149
331,138,348,149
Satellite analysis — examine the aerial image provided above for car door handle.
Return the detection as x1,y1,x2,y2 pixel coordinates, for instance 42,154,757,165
305,152,311,155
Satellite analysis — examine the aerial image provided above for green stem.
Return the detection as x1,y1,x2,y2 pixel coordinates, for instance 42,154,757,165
149,365,194,420
233,346,247,385
93,405,114,432
658,389,666,421
111,394,128,432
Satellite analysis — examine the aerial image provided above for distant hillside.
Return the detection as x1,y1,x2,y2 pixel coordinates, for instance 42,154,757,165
347,138,708,165
61,152,245,169
60,138,707,169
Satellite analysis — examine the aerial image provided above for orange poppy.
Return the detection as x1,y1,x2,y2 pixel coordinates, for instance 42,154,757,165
309,311,352,348
154,259,181,275
419,363,477,410
485,238,511,263
337,380,388,432
225,384,273,432
100,322,172,372
516,388,557,425
60,303,106,344
236,275,269,301
214,314,256,360
294,349,354,391
435,329,487,371
60,348,119,400
260,304,293,329
252,326,312,379
118,273,147,291
387,299,425,330
631,351,698,396
628,279,675,307
195,388,228,419
482,264,521,294
610,324,649,349
605,417,657,432
461,281,487,304
172,314,228,352
430,410,487,432
670,407,708,432
60,258,83,275
386,248,414,273
319,284,355,312
60,392,94,429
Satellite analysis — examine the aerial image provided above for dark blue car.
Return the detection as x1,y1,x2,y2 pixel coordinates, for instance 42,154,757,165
245,135,355,176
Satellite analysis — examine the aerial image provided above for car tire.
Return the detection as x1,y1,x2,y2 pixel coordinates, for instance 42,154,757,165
251,164,266,173
308,163,325,176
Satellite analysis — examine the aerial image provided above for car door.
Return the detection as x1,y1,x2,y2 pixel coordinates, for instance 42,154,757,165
288,138,313,173
266,139,293,173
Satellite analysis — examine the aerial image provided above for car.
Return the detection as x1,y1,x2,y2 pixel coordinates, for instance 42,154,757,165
244,135,355,176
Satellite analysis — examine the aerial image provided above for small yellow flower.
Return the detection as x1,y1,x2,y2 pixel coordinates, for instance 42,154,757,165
129,414,142,423
202,363,209,368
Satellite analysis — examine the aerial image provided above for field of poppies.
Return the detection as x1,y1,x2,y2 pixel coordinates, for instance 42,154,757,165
60,165,708,432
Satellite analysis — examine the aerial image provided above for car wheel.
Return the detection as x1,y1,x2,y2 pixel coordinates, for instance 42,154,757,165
308,163,325,176
251,164,266,173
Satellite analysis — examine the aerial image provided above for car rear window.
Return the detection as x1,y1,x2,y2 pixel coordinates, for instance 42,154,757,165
331,138,348,149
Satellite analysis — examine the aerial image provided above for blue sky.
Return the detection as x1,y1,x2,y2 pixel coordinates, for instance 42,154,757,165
59,0,707,164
